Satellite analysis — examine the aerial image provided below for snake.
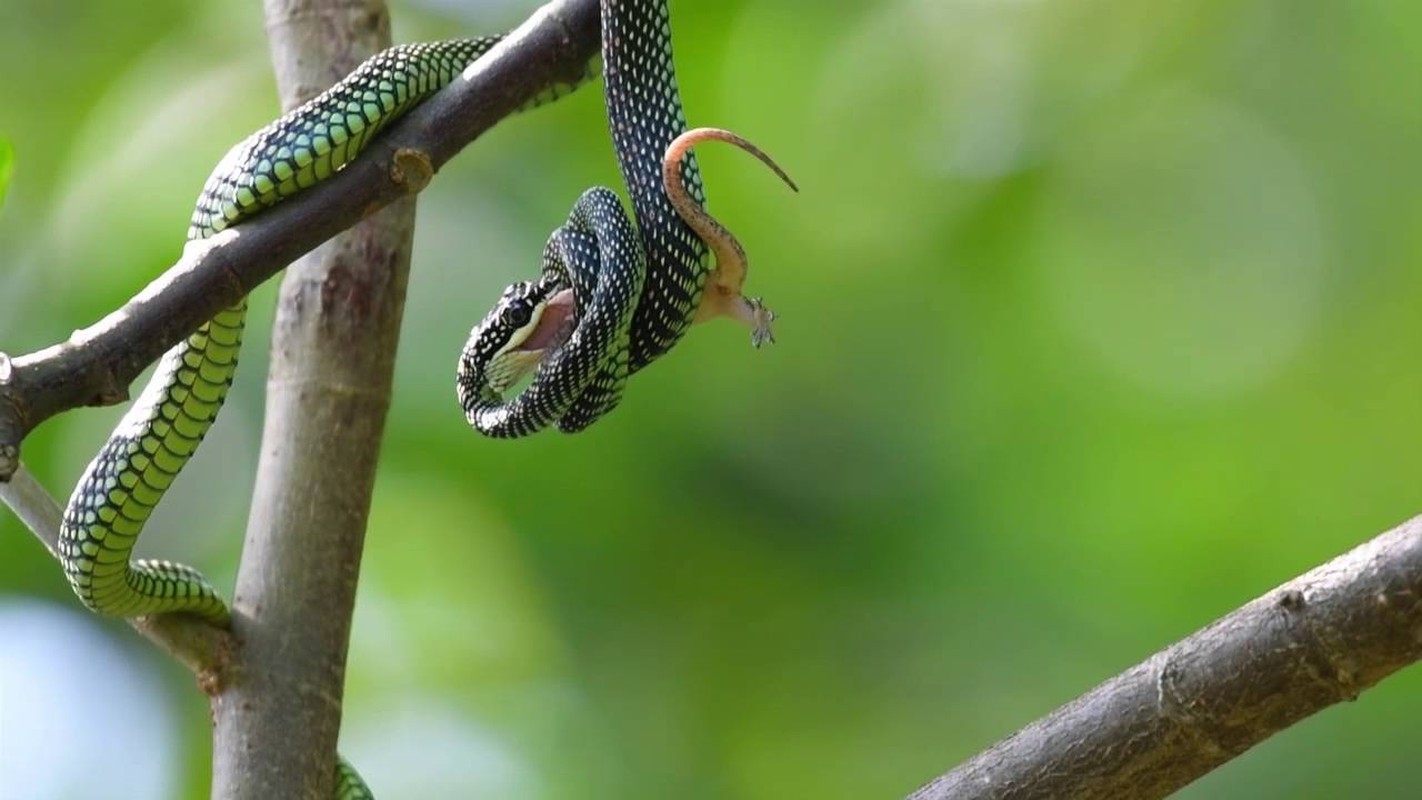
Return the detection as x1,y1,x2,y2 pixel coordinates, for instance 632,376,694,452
53,31,590,800
54,0,792,795
458,2,798,438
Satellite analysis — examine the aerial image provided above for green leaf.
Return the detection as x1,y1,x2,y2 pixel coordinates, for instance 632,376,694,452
0,137,12,212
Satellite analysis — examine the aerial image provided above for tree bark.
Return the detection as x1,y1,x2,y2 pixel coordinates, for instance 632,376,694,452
208,1,406,797
908,515,1422,800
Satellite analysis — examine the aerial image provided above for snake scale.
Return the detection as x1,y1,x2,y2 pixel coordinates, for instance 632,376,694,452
55,1,791,797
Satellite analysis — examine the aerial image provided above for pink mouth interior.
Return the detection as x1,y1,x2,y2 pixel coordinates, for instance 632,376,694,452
517,289,576,352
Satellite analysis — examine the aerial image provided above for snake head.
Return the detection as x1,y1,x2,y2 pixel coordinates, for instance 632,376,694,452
457,277,577,408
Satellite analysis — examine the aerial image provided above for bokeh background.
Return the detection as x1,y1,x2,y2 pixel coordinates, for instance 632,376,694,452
3,0,1421,797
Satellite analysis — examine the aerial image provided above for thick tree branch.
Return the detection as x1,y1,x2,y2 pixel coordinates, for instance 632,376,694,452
909,514,1422,800
209,0,411,795
0,0,600,483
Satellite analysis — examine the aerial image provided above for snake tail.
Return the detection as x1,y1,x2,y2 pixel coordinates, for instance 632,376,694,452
335,757,374,800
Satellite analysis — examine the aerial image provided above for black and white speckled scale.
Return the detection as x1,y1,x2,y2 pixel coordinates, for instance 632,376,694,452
457,0,720,438
459,187,645,437
600,0,711,372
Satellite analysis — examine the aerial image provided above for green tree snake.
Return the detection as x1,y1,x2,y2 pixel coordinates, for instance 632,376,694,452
55,0,792,796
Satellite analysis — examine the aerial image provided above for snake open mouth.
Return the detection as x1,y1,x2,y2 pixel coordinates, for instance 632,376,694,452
516,288,576,353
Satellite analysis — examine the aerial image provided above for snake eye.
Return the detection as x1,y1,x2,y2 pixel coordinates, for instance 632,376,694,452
500,300,533,329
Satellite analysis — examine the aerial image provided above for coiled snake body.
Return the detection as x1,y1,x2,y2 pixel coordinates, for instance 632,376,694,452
56,1,790,797
458,1,796,437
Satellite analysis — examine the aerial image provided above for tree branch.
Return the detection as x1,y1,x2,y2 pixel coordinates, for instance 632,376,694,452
208,0,605,793
0,0,601,483
209,0,412,795
908,514,1422,800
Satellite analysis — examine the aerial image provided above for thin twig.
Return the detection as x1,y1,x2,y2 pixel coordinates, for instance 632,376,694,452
908,514,1422,800
0,464,230,680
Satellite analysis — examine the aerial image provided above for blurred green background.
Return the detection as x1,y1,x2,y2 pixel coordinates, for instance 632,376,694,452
3,0,1421,797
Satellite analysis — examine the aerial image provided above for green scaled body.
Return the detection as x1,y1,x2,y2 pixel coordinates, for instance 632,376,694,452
56,35,545,800
59,38,501,622
190,39,500,238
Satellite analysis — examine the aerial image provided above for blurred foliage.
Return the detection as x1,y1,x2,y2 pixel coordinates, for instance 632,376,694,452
0,138,12,211
3,0,1422,797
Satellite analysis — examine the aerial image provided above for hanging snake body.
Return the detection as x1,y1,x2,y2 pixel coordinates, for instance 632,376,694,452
458,0,796,437
456,0,712,438
57,1,791,797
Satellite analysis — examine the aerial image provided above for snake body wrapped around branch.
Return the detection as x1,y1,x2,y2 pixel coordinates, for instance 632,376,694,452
61,38,547,620
54,30,587,800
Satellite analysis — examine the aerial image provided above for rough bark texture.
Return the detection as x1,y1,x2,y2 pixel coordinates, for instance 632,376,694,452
0,0,601,482
208,1,408,797
908,515,1422,800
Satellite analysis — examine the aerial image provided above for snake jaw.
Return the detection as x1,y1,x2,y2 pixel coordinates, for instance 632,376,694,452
516,288,576,353
497,288,577,384
459,280,580,420
459,280,558,399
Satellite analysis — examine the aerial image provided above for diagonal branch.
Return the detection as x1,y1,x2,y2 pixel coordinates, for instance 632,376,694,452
0,0,601,482
908,514,1422,800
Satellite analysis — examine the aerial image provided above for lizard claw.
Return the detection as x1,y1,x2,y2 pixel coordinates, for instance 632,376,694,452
747,297,776,349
